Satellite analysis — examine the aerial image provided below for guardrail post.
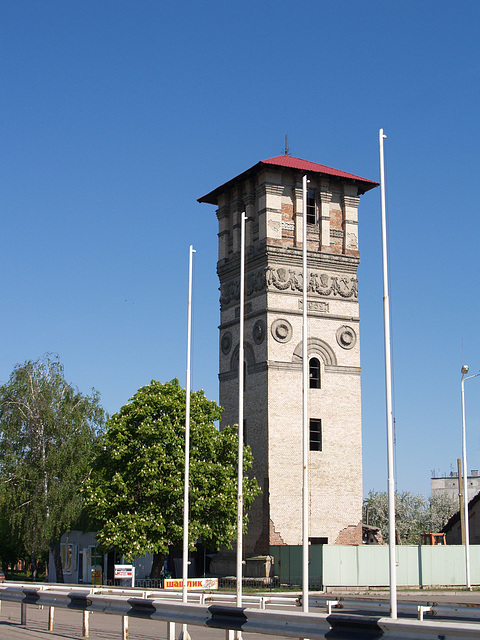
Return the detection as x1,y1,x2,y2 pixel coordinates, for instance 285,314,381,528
48,606,55,631
417,605,432,621
122,615,129,640
167,620,175,640
21,602,27,625
83,610,90,637
326,600,339,615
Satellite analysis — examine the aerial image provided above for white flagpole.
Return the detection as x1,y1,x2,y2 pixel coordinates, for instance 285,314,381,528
181,244,195,640
236,212,246,614
379,129,397,619
302,175,309,614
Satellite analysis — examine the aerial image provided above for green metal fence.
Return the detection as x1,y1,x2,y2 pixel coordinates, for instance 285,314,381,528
270,544,480,588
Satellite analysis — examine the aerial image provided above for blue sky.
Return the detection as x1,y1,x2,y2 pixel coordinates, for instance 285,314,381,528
1,0,479,498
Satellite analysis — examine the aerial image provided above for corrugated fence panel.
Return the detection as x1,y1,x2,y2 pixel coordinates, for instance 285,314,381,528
271,545,323,586
309,545,323,586
271,545,304,585
396,545,421,586
357,545,390,585
322,545,358,586
471,545,480,584
419,545,466,585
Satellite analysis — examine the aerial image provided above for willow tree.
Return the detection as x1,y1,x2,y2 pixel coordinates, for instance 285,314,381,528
363,490,458,544
0,354,106,580
84,378,261,577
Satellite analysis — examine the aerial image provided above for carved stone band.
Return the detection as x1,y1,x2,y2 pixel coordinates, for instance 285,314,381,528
220,267,358,307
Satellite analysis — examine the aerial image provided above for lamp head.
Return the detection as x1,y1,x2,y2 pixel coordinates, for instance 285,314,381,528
462,365,469,375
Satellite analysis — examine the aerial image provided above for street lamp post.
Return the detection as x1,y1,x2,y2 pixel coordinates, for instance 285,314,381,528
461,364,480,591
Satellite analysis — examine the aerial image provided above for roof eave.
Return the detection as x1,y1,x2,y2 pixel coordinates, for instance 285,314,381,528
198,159,379,205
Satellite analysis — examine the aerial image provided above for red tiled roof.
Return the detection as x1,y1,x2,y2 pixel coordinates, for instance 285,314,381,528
198,155,378,205
261,155,377,184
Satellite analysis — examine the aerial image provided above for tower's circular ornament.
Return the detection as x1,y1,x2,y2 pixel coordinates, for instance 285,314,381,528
221,331,232,355
253,319,266,344
271,318,293,343
336,325,357,350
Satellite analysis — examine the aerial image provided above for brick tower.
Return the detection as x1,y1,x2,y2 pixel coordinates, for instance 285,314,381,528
199,155,378,554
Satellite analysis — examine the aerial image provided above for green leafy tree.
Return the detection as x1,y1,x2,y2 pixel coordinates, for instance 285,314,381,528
0,354,106,580
84,379,261,577
0,478,27,574
363,490,458,544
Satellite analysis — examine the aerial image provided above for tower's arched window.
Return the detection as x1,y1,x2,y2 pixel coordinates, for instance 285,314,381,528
309,357,321,388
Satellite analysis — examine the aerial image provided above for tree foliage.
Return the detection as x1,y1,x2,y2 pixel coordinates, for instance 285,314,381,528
84,379,261,569
0,354,106,577
363,490,458,544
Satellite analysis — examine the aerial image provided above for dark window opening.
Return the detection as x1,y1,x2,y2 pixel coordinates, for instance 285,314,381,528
309,357,321,388
309,537,328,545
310,419,322,451
306,188,316,224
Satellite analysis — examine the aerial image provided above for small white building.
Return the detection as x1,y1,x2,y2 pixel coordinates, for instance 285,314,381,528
48,531,153,584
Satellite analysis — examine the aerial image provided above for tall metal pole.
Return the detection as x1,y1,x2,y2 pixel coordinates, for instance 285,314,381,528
457,457,466,546
379,129,397,619
236,212,247,612
461,366,480,590
302,175,309,613
181,244,195,640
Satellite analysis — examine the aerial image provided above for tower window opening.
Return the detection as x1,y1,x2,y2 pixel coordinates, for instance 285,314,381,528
309,357,321,388
309,419,322,451
306,188,316,224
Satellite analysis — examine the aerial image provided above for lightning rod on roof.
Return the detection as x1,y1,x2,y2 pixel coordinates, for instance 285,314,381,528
284,134,290,156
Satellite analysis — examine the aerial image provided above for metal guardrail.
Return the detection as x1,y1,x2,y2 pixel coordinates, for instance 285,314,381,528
1,586,480,640
0,581,297,607
307,595,480,621
6,582,480,617
6,582,480,621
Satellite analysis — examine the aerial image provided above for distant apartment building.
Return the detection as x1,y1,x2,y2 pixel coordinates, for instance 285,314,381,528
431,469,480,503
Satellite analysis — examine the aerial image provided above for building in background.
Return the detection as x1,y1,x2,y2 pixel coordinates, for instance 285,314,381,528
443,492,480,544
431,470,480,504
199,155,378,553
